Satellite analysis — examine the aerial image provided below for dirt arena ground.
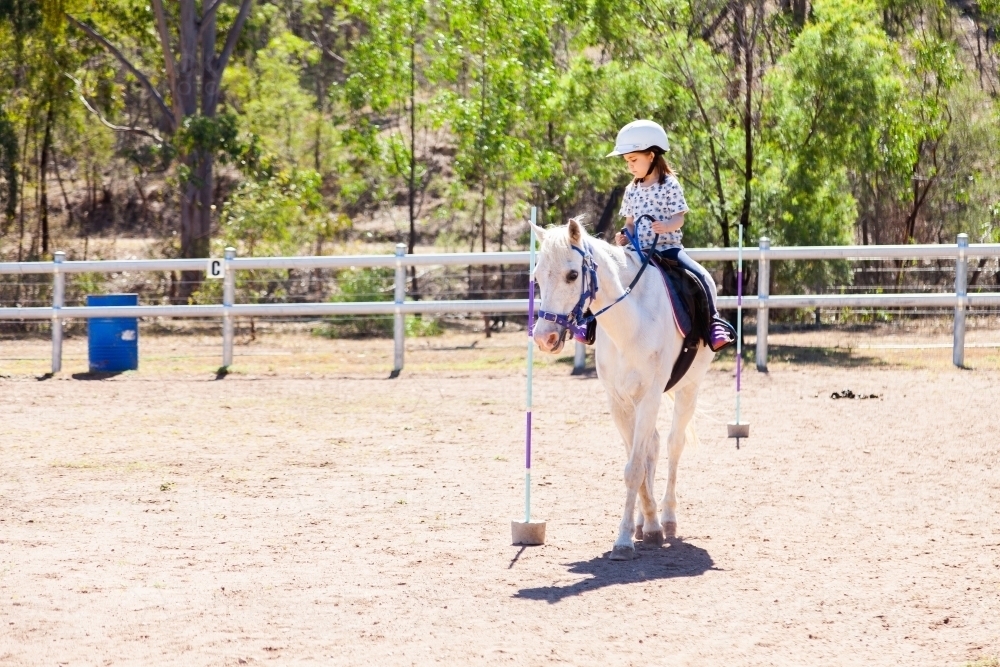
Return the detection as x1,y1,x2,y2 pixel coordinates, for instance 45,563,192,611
1,327,999,666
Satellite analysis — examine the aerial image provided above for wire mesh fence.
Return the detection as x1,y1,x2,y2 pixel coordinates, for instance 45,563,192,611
0,262,539,340
3,256,1000,335
2,239,999,374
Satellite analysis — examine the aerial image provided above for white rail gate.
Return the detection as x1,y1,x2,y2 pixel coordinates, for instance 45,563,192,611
2,234,999,374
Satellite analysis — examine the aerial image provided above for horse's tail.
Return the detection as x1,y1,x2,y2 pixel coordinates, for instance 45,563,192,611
686,420,699,449
663,390,701,450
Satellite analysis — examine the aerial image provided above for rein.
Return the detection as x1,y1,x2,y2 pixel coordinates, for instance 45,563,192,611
535,215,659,344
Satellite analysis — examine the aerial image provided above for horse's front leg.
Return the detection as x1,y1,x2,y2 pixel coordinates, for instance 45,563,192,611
610,390,662,560
607,394,638,558
659,383,700,537
609,396,658,543
634,427,661,543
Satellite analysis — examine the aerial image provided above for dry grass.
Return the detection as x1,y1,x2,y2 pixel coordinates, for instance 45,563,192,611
5,317,996,379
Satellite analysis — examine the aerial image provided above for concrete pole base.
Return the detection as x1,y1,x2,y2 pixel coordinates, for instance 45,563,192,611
511,520,546,546
727,422,750,439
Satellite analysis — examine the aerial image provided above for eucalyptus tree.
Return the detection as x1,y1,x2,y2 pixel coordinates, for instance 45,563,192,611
345,0,428,291
66,0,254,296
1,0,85,258
430,0,558,236
755,0,920,292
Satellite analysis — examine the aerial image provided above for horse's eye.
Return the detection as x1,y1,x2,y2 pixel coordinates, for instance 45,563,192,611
566,270,579,282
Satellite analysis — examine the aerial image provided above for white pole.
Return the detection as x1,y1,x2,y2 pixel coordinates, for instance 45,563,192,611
756,237,770,372
222,246,236,368
51,251,65,374
954,233,968,368
525,207,537,523
392,243,406,377
573,341,586,374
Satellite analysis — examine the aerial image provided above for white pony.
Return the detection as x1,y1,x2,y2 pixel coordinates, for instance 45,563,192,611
531,218,714,561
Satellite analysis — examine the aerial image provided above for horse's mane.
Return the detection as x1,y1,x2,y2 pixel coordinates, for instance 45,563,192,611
541,221,630,271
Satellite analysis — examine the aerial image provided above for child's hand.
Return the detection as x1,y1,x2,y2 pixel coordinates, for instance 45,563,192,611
651,214,685,235
650,220,671,234
614,232,628,246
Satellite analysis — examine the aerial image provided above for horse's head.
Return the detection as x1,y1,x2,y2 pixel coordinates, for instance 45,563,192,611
530,217,592,354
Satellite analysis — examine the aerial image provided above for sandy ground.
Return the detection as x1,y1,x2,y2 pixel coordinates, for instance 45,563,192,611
1,330,1000,666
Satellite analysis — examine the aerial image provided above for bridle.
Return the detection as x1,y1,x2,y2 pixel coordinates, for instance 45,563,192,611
534,216,659,345
535,243,600,343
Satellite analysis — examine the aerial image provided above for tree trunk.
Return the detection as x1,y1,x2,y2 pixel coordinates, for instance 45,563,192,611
16,118,30,262
498,183,506,295
177,149,214,301
39,100,54,256
792,0,807,27
52,148,73,229
480,174,490,337
595,186,624,241
408,16,418,297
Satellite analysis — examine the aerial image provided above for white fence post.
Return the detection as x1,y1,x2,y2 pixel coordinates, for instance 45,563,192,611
954,233,968,368
222,246,236,368
756,237,770,372
572,341,587,374
51,251,65,374
392,243,406,378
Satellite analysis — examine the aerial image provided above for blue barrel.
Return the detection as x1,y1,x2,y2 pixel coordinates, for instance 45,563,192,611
87,294,139,372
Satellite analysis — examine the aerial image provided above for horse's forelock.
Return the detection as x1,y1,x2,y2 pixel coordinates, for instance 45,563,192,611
541,221,587,251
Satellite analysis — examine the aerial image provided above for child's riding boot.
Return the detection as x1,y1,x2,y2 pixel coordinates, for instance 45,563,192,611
708,316,737,352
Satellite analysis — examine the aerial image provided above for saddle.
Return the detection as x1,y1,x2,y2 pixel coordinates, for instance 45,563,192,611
650,252,712,392
577,249,711,392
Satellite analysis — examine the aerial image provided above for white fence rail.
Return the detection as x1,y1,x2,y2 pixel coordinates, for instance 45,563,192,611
2,234,999,374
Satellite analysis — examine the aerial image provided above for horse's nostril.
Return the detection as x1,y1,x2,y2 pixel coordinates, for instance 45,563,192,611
545,333,558,347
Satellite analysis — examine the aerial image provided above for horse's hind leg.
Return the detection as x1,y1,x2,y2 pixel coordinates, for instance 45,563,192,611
659,384,699,537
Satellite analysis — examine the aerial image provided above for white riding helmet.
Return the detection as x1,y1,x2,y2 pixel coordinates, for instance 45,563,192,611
606,119,670,157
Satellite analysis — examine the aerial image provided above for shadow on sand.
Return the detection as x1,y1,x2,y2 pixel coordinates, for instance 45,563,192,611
514,537,718,603
70,371,125,381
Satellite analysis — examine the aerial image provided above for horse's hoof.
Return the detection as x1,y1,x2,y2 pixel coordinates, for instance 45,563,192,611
642,530,664,546
662,522,677,538
634,525,644,541
609,545,636,561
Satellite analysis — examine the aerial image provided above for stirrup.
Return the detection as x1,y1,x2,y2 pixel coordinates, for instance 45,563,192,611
708,317,737,352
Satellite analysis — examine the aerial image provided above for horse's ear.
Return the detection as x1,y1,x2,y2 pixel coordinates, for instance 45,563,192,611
528,220,547,242
568,217,584,245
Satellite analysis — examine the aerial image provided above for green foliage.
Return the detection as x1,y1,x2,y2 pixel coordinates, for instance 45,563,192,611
4,0,1000,311
405,315,442,336
331,267,394,302
71,272,107,301
319,267,395,336
224,29,323,169
218,169,327,256
759,0,911,289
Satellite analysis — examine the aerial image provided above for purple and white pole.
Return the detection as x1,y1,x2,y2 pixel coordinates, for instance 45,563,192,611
735,223,744,426
524,207,537,524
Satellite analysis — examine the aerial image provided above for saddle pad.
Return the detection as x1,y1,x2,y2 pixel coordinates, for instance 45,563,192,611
656,264,692,338
652,260,708,393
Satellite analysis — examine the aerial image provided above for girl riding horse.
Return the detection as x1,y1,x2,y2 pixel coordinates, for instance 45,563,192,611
608,119,736,351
